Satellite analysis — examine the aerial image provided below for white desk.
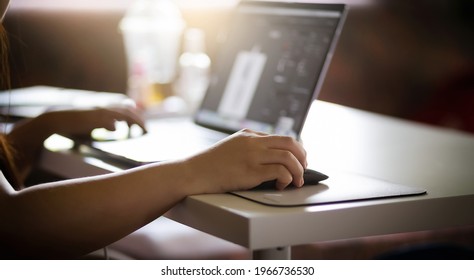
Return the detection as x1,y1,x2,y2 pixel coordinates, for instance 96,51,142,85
40,101,474,259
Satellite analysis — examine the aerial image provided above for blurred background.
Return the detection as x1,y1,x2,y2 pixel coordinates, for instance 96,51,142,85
2,0,473,260
3,0,474,132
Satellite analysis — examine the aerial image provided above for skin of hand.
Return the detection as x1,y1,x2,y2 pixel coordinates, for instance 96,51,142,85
6,106,146,182
42,106,147,138
183,129,308,193
0,110,307,259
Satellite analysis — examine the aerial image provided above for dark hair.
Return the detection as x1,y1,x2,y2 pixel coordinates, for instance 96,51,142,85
0,23,9,90
0,23,21,189
0,134,21,189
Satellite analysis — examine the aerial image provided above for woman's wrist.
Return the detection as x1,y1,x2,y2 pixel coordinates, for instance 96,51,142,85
34,110,63,137
9,113,52,147
176,156,216,196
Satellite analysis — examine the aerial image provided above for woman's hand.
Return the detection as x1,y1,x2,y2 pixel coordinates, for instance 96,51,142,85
7,106,146,183
42,106,147,139
184,129,307,193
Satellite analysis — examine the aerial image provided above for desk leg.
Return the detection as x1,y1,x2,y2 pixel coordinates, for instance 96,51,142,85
252,246,291,260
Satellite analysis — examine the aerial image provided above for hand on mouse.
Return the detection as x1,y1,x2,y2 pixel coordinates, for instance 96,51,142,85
182,129,308,194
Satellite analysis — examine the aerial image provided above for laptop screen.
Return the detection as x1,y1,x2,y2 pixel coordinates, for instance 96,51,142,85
195,1,347,137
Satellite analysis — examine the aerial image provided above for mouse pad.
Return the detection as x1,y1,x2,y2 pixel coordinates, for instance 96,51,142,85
231,172,427,207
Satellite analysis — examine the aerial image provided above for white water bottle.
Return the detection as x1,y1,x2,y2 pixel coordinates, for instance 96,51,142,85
176,28,211,113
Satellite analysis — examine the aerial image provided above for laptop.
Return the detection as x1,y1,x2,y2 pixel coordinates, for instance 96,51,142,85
86,0,349,165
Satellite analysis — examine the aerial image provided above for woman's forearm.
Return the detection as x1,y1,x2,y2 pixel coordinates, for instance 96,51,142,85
7,114,57,181
2,160,190,258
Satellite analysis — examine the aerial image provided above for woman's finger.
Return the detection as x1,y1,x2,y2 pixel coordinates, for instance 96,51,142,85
103,107,147,133
259,148,304,186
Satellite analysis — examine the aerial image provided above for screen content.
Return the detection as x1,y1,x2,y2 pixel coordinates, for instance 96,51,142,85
196,4,343,137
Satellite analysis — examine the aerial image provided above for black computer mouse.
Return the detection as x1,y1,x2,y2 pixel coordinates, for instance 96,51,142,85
252,169,329,190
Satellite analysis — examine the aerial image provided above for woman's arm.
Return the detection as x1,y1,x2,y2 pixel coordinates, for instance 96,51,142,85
0,129,306,259
0,160,187,259
7,107,146,183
